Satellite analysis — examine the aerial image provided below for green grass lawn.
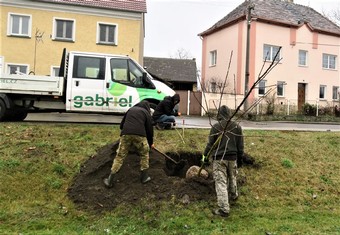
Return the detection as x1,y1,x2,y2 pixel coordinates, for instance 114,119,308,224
0,123,339,234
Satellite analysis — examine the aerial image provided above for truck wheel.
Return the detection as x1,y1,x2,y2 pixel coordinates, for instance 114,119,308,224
13,110,28,121
0,99,7,121
5,110,28,122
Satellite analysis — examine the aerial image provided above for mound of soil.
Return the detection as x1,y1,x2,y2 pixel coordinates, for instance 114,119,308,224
67,141,256,213
67,141,215,213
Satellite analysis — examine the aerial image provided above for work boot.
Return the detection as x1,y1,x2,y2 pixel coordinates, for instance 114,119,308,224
103,173,115,188
212,208,229,217
140,170,151,184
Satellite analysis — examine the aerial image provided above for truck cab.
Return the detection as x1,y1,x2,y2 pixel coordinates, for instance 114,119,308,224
65,51,174,113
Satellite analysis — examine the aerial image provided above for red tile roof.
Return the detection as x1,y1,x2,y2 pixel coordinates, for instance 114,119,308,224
36,0,147,13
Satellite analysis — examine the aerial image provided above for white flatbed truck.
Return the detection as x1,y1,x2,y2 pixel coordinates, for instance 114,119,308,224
0,49,175,121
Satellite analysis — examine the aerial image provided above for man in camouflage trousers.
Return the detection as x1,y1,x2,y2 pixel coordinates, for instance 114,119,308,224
103,100,154,188
202,105,244,217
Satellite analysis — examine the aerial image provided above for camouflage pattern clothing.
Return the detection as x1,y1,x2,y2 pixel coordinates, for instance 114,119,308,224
111,135,150,174
213,159,238,214
203,105,243,215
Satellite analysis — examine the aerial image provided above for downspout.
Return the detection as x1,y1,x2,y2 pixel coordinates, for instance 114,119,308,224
244,2,254,111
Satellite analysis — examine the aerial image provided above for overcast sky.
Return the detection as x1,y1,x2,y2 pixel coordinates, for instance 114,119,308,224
144,0,340,68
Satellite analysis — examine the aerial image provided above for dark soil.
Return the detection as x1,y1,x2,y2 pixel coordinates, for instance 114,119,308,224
67,140,255,213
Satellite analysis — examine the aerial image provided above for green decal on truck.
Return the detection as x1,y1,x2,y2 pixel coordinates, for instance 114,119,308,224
107,82,127,96
73,94,133,108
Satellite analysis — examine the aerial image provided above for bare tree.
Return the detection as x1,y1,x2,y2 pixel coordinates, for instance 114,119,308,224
323,8,340,26
170,48,193,59
195,48,282,175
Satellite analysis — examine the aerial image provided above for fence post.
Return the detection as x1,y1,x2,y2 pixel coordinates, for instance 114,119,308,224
287,99,290,115
187,90,190,116
201,91,205,116
256,101,259,115
316,100,319,117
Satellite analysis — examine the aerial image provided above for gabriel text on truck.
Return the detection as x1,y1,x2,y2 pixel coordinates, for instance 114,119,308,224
0,49,175,121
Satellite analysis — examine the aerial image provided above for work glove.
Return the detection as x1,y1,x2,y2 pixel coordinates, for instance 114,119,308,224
201,154,210,166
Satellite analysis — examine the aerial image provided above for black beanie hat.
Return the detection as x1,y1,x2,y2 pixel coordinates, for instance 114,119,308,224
172,94,180,104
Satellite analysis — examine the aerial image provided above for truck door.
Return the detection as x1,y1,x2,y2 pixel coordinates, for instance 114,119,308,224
105,58,156,113
68,55,107,112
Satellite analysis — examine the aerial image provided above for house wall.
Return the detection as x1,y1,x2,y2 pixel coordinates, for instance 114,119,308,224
0,0,144,75
201,19,340,108
254,22,339,103
201,23,242,95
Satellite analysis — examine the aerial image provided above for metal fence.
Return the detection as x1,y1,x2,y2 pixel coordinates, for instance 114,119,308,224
201,92,340,117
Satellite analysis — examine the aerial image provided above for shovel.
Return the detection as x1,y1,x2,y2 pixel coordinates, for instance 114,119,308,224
152,147,186,173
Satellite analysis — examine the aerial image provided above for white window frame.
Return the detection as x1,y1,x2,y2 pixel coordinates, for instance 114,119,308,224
258,80,266,96
97,22,118,45
52,17,75,41
319,85,326,99
277,81,285,97
332,86,339,100
0,56,4,74
209,50,217,67
263,44,281,62
51,66,60,77
298,50,308,66
7,12,32,37
6,63,29,75
322,54,336,70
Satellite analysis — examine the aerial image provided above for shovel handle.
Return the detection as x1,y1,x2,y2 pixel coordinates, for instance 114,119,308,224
153,147,179,164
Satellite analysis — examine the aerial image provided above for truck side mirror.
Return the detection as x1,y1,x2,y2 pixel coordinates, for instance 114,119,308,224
142,72,147,83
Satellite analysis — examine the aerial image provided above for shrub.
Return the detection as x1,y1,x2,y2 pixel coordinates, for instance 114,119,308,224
303,103,317,116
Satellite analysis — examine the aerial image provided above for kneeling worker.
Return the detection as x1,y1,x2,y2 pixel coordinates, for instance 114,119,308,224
152,93,181,130
103,100,155,188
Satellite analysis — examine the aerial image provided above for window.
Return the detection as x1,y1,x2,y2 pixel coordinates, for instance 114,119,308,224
210,81,217,93
209,50,217,66
53,18,75,41
73,56,105,79
333,86,339,100
319,85,326,99
322,54,336,69
298,50,308,66
110,58,152,88
51,66,60,76
258,80,266,95
7,64,28,74
277,81,285,97
7,13,31,37
97,23,117,45
0,57,3,74
263,44,281,62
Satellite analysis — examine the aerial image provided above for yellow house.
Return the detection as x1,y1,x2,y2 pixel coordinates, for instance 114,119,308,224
0,0,147,76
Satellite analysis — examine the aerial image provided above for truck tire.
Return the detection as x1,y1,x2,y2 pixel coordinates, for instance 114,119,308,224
4,109,28,122
12,110,28,121
0,99,7,121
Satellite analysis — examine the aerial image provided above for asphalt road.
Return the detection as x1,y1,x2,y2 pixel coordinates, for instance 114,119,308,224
24,113,340,132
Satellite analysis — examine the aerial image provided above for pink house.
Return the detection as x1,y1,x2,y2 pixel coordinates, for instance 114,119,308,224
199,0,340,112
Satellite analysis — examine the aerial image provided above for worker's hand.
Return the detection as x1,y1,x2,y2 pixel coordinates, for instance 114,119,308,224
201,155,209,166
151,144,155,149
178,112,181,116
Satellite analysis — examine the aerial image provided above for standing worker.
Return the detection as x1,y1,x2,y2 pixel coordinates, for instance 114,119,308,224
202,105,244,217
152,93,181,130
103,100,155,188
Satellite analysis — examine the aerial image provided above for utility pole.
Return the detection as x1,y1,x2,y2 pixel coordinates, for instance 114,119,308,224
244,2,254,111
